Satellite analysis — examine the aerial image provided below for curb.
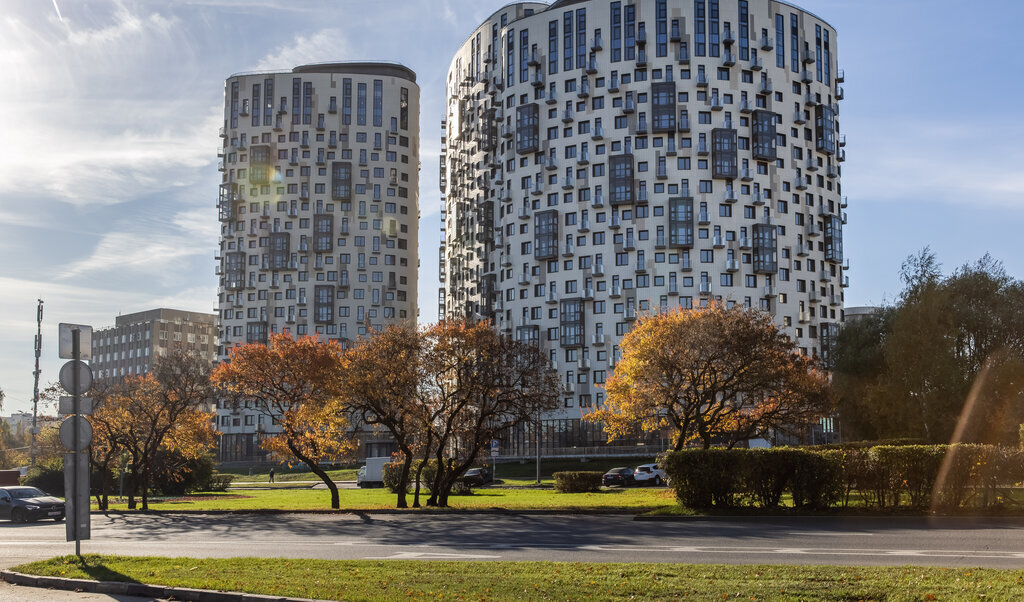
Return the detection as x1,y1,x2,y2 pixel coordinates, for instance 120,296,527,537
93,508,649,516
1,569,326,602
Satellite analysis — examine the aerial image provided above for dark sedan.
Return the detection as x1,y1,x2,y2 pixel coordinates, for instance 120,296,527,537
602,467,636,487
461,468,492,486
0,486,65,523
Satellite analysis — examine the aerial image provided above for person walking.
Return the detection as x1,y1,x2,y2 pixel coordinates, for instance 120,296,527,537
268,467,275,483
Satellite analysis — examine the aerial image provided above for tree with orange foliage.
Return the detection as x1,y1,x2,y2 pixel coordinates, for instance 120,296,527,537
97,349,218,509
588,304,832,450
212,333,354,509
339,324,424,508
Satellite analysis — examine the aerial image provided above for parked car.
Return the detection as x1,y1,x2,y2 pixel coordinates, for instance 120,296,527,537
0,486,65,523
460,468,492,486
602,467,636,487
632,463,667,486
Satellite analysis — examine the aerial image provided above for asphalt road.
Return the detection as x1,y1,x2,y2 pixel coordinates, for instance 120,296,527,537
4,513,1024,571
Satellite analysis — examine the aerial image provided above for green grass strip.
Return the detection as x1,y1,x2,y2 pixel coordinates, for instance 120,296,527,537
15,555,1024,601
92,486,673,512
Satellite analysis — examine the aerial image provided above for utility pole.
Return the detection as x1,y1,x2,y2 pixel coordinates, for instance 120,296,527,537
30,299,43,467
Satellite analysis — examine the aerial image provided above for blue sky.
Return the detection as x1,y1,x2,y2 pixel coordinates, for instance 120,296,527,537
1,0,1022,415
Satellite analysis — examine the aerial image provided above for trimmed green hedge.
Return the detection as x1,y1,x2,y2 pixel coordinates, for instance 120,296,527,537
552,471,603,493
662,444,1024,511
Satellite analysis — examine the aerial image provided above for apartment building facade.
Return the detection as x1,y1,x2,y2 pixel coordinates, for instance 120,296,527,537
89,308,218,381
215,62,420,463
441,0,847,456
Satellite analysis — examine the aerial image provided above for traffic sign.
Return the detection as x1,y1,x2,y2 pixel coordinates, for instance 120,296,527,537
59,396,93,416
490,438,500,456
59,416,92,450
59,324,92,360
59,360,92,396
64,453,91,542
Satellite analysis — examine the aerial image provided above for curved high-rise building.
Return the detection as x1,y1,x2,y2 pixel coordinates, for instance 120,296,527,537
216,62,419,462
440,1,846,447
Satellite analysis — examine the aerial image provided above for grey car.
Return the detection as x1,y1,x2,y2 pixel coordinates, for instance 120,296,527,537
0,486,65,523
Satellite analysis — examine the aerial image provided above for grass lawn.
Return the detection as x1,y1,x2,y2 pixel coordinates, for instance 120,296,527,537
218,467,359,483
17,555,1024,601
91,485,673,512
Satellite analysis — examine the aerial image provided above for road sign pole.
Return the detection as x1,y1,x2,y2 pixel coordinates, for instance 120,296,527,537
72,328,80,557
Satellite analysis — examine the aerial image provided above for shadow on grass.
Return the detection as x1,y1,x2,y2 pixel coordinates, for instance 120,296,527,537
53,555,142,584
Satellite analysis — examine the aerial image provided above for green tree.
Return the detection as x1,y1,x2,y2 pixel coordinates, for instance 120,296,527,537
833,250,1024,444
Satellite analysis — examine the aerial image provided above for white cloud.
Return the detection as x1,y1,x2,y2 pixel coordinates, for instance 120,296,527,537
251,29,353,72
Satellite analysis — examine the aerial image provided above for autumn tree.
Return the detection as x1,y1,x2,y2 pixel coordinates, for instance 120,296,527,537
339,324,424,508
589,304,832,450
212,333,355,509
97,349,218,509
418,321,560,507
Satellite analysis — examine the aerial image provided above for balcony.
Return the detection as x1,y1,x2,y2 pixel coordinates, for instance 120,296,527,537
667,137,677,155
741,167,753,182
518,273,530,285
836,68,845,83
763,284,777,298
809,289,819,303
840,196,849,209
699,282,712,296
637,28,647,45
623,97,636,113
799,310,810,324
827,165,839,179
680,257,693,272
710,93,723,111
625,306,637,321
698,210,711,225
726,259,739,272
801,69,813,84
796,242,808,257
678,112,691,132
750,54,763,71
562,240,575,256
609,213,621,229
562,108,574,123
760,35,774,51
819,269,830,282
578,217,590,232
794,177,808,191
739,98,753,114
528,48,541,66
697,141,709,156
608,74,619,92
758,79,773,95
587,56,598,74
593,262,605,276
725,186,738,203
807,157,819,172
739,236,751,249
713,234,724,248
546,288,558,304
842,275,850,288
544,156,558,171
696,72,709,88
592,333,606,346
546,90,558,105
583,286,594,300
592,190,605,207
636,118,648,134
578,80,591,97
610,284,622,298
531,72,544,87
802,49,816,64
794,109,807,124
591,34,603,51
591,124,604,140
577,150,590,165
752,190,765,206
668,280,679,295
836,86,845,101
722,50,736,67
518,206,531,220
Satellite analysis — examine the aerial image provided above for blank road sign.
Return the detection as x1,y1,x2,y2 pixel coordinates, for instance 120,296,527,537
59,415,93,451
59,323,93,360
59,360,93,395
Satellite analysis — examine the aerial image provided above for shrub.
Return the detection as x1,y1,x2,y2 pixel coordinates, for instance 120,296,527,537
22,457,64,496
552,471,603,493
871,445,945,509
451,479,475,496
662,449,747,509
383,460,438,493
791,452,842,510
743,449,801,508
205,474,235,492
151,453,216,496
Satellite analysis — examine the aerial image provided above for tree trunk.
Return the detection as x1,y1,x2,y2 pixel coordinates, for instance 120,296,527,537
141,463,150,511
396,455,412,509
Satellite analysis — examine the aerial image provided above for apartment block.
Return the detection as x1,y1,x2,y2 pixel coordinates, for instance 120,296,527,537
441,0,847,456
89,308,218,381
215,62,420,463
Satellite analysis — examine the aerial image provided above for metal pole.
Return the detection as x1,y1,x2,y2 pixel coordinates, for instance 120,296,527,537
31,299,43,467
72,328,81,558
535,418,541,484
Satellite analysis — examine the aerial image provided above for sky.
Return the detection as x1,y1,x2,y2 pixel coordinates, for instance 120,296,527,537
1,0,1022,415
